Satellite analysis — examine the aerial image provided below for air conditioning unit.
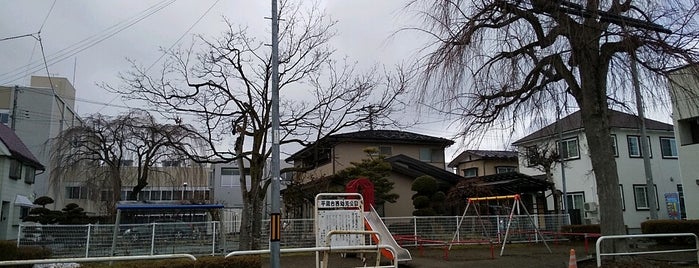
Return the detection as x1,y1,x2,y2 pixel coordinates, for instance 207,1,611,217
584,202,598,212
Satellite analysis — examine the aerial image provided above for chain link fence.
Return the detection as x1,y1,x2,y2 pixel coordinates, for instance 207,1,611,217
18,214,569,257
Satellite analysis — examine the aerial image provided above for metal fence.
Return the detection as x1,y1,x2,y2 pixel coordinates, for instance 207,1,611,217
17,214,569,258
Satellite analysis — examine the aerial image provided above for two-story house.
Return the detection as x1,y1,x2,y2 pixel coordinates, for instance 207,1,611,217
286,129,456,217
513,109,680,231
668,65,699,219
0,123,44,239
448,150,519,178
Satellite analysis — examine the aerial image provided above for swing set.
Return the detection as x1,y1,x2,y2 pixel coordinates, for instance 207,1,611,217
449,194,551,256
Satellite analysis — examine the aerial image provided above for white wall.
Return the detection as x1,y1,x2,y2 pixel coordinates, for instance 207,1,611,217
517,127,681,229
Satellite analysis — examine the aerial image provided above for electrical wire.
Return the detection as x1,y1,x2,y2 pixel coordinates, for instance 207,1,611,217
38,0,57,33
0,0,177,86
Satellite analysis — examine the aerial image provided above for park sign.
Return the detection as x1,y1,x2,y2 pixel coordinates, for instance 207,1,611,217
314,193,365,247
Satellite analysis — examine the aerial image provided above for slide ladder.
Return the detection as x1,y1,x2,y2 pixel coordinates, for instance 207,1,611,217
363,206,412,262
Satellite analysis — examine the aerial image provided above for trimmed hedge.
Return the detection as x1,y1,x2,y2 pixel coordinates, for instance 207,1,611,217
560,224,601,234
641,219,699,245
0,240,52,268
82,255,261,268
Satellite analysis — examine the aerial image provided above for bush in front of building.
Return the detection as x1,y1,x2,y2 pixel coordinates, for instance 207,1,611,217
641,219,699,245
0,240,52,267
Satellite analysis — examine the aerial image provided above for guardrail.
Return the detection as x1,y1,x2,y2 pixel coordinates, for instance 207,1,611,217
595,233,699,267
0,254,197,266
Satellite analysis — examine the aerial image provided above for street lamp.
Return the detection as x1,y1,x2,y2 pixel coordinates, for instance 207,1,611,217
182,182,188,200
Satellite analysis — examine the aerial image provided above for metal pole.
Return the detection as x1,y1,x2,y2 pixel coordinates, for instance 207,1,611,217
270,0,282,267
85,224,92,258
629,50,658,219
556,97,569,220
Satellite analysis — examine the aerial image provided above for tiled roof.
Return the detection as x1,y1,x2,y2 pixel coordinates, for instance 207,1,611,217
385,154,464,184
287,129,454,161
0,124,44,170
513,109,673,145
448,150,518,167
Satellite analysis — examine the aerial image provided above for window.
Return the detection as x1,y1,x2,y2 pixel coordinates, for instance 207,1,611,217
678,117,699,145
660,137,678,158
495,166,516,174
633,184,659,210
419,148,440,162
627,135,652,158
463,168,478,178
150,190,161,201
66,186,87,200
525,145,538,167
221,168,240,187
566,192,585,224
558,138,580,160
9,160,21,180
611,134,618,157
23,166,35,184
161,190,172,201
378,146,392,156
0,113,9,125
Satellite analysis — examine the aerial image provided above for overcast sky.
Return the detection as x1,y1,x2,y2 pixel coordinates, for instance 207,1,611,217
0,0,481,157
0,1,674,160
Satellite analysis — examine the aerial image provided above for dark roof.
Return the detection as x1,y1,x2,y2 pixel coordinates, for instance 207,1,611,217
0,124,44,170
385,154,464,184
469,172,552,195
513,109,673,145
287,130,454,161
448,150,518,167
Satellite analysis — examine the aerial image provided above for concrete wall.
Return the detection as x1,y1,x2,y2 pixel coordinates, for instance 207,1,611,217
669,66,699,219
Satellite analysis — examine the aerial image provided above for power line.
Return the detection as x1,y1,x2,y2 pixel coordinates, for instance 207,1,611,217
39,0,57,32
0,0,177,85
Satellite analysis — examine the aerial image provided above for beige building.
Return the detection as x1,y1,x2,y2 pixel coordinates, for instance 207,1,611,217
57,163,211,216
286,129,457,217
448,150,518,178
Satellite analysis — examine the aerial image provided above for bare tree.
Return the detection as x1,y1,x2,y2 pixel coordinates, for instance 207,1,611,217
409,0,699,251
521,144,561,212
51,110,202,216
110,2,408,250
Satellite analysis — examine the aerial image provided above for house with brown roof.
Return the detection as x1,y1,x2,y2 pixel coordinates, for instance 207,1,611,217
286,130,457,217
513,109,680,231
0,123,44,239
448,150,519,178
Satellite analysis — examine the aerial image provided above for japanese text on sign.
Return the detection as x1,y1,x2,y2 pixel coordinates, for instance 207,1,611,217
317,199,361,208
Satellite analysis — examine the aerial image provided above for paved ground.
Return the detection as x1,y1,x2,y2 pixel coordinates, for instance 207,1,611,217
261,240,699,268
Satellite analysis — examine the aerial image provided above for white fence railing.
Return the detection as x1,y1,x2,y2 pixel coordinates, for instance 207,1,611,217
595,233,699,267
17,214,569,258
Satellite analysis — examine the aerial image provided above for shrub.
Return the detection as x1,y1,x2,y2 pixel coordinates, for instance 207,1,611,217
82,255,261,268
0,240,52,268
641,219,699,245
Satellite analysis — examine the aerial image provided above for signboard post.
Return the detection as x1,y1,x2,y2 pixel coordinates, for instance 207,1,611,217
314,193,365,268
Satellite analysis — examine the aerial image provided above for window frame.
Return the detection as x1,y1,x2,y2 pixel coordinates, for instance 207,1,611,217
558,137,581,160
9,159,22,180
525,145,538,167
659,137,678,159
611,134,619,157
495,166,517,174
627,135,652,158
378,146,392,156
23,166,35,184
633,184,659,211
463,167,478,178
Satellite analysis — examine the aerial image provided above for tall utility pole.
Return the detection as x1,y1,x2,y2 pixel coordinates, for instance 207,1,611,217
269,0,282,267
630,50,658,219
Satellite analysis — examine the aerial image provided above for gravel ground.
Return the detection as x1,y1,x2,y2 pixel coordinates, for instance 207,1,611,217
261,241,699,268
